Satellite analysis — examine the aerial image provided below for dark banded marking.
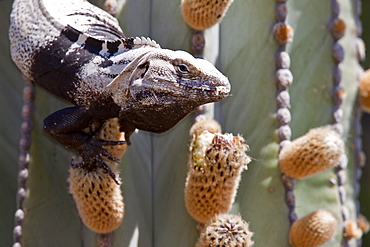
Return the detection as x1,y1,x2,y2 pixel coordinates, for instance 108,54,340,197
62,25,80,43
106,40,121,54
85,36,104,51
61,25,160,57
123,38,134,50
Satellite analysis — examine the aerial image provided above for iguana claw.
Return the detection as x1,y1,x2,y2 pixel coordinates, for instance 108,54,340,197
72,136,125,185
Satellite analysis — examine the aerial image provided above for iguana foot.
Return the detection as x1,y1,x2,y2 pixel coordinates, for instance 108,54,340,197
72,136,126,185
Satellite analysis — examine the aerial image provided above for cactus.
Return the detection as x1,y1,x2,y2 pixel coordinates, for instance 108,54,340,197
1,0,370,246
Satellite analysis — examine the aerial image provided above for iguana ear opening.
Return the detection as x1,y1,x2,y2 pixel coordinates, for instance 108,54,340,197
129,55,153,83
138,61,150,78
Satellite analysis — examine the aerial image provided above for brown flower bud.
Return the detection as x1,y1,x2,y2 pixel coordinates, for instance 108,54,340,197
181,0,234,30
330,18,346,40
189,119,221,138
290,209,337,247
185,131,250,223
357,214,370,234
359,69,370,113
68,163,124,233
344,220,363,240
273,22,294,45
99,118,127,159
195,214,254,247
279,126,344,179
68,118,126,233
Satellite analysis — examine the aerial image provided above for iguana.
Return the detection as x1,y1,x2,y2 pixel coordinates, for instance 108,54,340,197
9,0,230,183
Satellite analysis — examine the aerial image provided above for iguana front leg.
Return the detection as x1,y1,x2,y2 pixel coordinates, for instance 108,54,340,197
43,106,124,184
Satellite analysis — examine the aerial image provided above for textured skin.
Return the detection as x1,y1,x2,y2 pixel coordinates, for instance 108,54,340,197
9,0,230,180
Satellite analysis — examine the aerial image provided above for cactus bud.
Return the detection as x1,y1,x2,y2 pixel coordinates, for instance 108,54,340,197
195,214,254,247
273,22,294,45
344,220,363,240
185,130,250,223
330,18,346,40
99,118,127,159
181,0,234,30
290,209,337,247
68,163,124,233
357,214,370,234
189,119,221,138
103,0,117,16
279,126,344,179
68,118,126,233
359,69,370,113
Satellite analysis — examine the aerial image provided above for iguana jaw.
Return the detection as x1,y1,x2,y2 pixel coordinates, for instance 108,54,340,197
130,79,230,104
128,73,230,108
173,78,230,98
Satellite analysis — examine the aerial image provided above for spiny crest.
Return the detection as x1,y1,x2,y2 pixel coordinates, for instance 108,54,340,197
132,36,160,49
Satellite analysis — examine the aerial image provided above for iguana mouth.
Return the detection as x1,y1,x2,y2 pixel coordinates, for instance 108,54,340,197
192,85,229,96
177,82,230,97
133,79,230,98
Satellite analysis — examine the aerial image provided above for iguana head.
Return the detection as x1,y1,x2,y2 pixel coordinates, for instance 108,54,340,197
106,47,230,137
128,49,230,104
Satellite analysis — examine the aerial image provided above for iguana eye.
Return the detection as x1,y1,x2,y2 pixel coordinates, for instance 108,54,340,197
176,64,190,73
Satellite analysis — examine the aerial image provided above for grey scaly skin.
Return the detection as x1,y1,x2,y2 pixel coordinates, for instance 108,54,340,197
9,0,230,183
